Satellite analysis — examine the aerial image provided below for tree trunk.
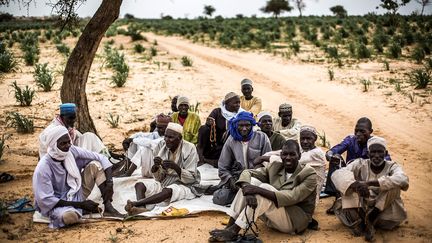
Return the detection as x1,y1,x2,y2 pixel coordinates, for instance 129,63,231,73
61,0,123,135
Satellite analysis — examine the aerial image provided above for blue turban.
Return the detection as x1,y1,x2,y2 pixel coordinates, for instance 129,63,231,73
60,103,77,116
228,111,257,141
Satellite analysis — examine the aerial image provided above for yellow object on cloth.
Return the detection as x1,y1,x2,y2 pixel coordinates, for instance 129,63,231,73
160,206,189,217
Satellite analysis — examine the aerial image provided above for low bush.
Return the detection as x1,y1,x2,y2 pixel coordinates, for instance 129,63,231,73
356,43,371,59
34,63,55,92
0,47,18,73
388,42,402,59
6,112,34,133
56,43,70,57
11,81,35,106
409,68,431,89
133,43,145,53
181,56,193,67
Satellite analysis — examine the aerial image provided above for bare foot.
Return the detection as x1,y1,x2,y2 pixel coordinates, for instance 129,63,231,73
128,206,149,216
124,200,134,212
104,203,125,218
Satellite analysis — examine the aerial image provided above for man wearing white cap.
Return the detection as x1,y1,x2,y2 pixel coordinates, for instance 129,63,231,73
331,136,409,242
125,122,201,215
273,103,301,141
240,78,262,118
171,96,201,144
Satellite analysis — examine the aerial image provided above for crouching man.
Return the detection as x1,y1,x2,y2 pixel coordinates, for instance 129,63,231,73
33,126,122,229
332,136,409,242
209,140,317,241
125,123,201,215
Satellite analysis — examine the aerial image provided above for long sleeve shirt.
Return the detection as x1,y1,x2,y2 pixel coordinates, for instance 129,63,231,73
330,135,391,163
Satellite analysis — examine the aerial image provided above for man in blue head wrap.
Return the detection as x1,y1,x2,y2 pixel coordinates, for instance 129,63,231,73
39,103,117,163
213,111,271,206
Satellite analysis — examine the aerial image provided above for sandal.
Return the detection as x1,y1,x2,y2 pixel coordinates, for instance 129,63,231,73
0,173,15,183
7,197,35,213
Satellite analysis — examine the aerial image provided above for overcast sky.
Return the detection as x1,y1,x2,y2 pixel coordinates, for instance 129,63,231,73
1,0,431,19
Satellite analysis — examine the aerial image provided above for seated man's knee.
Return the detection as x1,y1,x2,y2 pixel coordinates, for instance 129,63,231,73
259,183,276,191
135,182,146,192
86,162,99,172
62,211,79,225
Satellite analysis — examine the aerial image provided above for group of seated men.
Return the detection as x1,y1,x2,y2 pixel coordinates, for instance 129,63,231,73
33,78,409,242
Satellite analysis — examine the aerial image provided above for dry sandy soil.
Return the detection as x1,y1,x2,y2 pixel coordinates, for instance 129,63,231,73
0,31,431,243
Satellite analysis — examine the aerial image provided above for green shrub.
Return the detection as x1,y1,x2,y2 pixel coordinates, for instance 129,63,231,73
150,47,157,57
328,68,334,81
290,41,300,55
356,43,371,59
20,33,39,65
388,42,401,59
107,113,120,128
44,29,52,40
11,81,35,106
409,68,431,89
104,46,129,87
126,25,144,41
411,46,425,64
23,46,39,66
110,63,129,87
34,63,55,92
6,112,34,133
383,60,390,71
56,43,70,57
133,43,145,53
181,56,193,67
394,81,401,92
0,49,18,73
326,46,339,59
188,102,200,114
360,79,371,92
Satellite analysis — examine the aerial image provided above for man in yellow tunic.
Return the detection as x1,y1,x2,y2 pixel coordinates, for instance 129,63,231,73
240,78,262,118
171,96,201,144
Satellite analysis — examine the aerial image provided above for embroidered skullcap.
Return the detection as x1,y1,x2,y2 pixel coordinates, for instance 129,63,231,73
279,103,292,112
300,125,317,136
166,122,183,135
224,92,239,102
367,136,387,151
257,111,272,122
241,78,253,87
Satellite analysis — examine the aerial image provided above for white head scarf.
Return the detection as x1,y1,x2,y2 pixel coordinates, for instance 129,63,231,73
45,126,81,200
46,126,70,161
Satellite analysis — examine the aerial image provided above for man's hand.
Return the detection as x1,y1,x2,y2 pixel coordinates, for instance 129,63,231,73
154,156,162,166
253,156,270,167
122,138,133,151
206,117,215,126
350,181,370,198
79,200,100,213
327,151,343,165
242,184,260,196
245,195,258,209
162,160,180,171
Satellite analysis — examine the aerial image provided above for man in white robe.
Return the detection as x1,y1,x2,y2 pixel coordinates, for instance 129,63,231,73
332,136,409,241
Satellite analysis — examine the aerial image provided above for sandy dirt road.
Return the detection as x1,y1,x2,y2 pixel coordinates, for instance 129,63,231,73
0,33,431,242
